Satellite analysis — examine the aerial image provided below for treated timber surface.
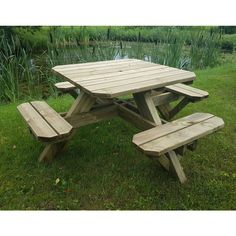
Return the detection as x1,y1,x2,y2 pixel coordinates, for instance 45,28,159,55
165,83,209,99
132,113,224,156
17,101,73,142
52,59,196,98
55,82,76,91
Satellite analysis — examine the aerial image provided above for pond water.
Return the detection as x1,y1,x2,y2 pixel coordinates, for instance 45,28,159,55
46,41,193,71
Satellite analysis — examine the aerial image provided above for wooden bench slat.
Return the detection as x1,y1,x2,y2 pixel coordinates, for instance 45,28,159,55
61,62,160,78
133,113,224,156
92,73,195,98
84,70,193,91
17,103,58,140
132,113,214,146
174,83,208,96
53,59,141,71
31,101,73,136
54,82,76,91
70,65,169,84
165,83,209,99
139,116,224,156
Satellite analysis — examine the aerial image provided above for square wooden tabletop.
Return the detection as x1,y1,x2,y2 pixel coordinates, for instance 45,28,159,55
52,59,196,98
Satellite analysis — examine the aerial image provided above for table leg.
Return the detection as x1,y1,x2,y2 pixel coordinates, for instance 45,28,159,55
133,91,187,183
39,91,96,162
133,91,162,124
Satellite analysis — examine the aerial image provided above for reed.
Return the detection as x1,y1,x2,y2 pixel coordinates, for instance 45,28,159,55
0,32,47,102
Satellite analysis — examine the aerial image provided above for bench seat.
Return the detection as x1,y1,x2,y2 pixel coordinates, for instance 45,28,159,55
165,83,209,101
54,82,76,91
54,82,80,98
17,101,73,142
132,113,224,156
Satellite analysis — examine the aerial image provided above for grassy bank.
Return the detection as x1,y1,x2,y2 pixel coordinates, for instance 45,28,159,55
0,60,235,210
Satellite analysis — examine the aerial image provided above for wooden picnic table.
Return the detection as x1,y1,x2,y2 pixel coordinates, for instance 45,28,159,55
17,59,224,184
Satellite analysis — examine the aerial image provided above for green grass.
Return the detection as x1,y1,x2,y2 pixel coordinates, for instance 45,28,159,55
0,60,236,210
224,33,236,45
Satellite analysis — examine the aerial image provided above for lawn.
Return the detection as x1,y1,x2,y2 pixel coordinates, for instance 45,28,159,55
0,60,236,210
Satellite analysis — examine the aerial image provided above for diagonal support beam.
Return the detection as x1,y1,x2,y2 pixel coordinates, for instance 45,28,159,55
167,150,187,184
133,90,188,184
169,97,190,120
133,91,162,124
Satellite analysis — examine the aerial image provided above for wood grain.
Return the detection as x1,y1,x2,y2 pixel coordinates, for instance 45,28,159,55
17,102,58,140
134,114,224,156
52,59,196,98
165,83,209,99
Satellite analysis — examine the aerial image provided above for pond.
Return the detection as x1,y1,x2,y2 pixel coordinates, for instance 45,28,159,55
47,41,194,70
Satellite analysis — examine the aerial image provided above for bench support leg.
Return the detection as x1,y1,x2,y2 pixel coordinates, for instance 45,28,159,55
38,143,66,162
133,91,188,184
39,91,96,162
157,97,190,121
168,97,190,120
167,150,187,184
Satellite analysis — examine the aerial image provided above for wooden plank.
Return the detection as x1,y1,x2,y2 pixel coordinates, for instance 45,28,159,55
133,91,162,125
117,103,156,130
65,104,118,128
66,90,96,117
133,113,215,146
165,83,209,98
52,63,157,85
168,97,190,119
84,69,194,91
52,59,141,71
157,104,172,120
155,155,170,171
139,116,224,156
54,82,76,91
31,101,73,136
54,82,79,98
152,92,180,106
92,73,196,98
59,62,161,78
17,103,58,140
168,150,187,184
72,65,173,85
38,143,66,162
172,112,215,123
170,83,209,96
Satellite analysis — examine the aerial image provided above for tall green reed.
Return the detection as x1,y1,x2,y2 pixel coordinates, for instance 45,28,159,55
0,32,47,103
